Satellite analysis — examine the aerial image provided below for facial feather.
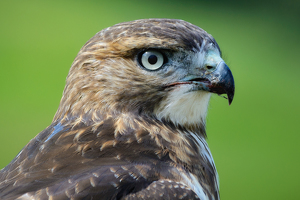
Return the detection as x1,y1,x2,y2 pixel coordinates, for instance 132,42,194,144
53,19,219,128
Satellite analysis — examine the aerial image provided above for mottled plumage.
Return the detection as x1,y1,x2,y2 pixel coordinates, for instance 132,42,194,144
0,19,234,200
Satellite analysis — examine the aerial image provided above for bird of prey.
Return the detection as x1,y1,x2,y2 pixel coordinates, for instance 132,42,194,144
0,19,234,200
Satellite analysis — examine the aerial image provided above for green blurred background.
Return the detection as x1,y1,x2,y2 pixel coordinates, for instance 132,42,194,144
0,0,299,199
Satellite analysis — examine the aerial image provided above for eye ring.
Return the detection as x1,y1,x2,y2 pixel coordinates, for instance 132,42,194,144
138,50,167,70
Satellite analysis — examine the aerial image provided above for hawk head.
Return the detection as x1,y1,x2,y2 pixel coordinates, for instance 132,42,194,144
54,18,234,132
0,19,235,200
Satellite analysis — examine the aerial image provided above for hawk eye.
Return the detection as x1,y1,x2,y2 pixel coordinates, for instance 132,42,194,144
139,50,166,70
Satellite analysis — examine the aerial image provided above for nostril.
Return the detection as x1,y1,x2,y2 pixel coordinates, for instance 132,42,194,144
206,65,214,70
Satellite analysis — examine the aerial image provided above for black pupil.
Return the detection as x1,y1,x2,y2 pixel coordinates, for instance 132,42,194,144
148,55,158,65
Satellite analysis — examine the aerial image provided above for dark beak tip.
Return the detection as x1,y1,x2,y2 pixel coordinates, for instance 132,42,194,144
227,84,235,106
228,94,234,105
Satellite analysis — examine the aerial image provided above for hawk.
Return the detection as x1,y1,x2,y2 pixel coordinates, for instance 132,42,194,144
0,19,234,200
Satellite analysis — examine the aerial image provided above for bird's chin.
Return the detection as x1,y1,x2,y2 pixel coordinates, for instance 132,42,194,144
154,84,211,127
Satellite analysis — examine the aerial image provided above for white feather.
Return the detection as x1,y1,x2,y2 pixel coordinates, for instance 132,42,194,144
180,172,209,200
16,193,33,200
154,87,211,126
189,131,220,193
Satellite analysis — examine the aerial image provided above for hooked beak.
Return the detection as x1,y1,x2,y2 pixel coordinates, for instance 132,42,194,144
205,61,235,105
166,61,235,105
